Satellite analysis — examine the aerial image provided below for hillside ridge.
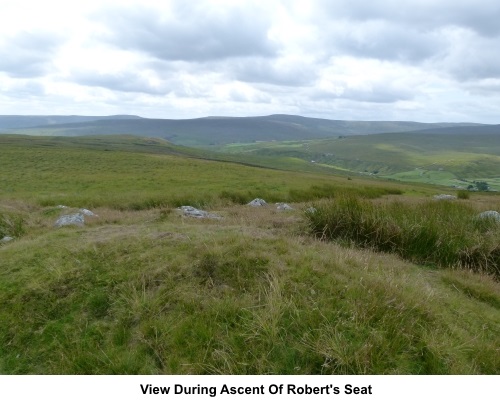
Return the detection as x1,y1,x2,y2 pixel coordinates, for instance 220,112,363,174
0,114,487,146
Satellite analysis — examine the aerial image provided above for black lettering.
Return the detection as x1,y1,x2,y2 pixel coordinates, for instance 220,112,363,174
344,385,372,395
140,384,150,394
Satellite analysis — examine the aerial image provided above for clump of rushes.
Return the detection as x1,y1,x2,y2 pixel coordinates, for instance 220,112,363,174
306,195,500,277
457,190,470,199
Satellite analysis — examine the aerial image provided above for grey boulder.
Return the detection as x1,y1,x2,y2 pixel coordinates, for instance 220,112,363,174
178,206,221,219
478,210,500,222
433,194,457,200
276,202,293,211
55,213,85,227
247,198,267,207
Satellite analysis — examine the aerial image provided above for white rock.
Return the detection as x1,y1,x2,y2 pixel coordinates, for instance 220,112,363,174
1,236,14,243
433,194,457,200
178,206,221,219
247,198,267,207
478,210,500,222
305,207,317,214
276,202,293,210
55,213,85,227
56,205,68,209
79,208,97,217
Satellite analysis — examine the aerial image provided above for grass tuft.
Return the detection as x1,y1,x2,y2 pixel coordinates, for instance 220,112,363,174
0,211,25,238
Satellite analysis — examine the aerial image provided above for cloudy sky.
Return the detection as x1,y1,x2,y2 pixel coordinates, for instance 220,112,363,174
1,0,500,123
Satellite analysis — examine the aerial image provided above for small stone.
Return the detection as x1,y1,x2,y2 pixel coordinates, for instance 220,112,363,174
433,194,457,200
56,205,68,209
276,202,293,210
305,207,317,214
1,236,14,243
178,206,221,219
247,198,267,207
79,208,97,217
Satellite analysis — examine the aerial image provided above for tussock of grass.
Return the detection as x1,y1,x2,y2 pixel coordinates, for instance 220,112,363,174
0,211,25,239
288,184,402,202
306,196,500,277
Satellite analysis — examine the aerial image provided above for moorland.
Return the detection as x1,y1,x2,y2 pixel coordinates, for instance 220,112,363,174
1,117,499,374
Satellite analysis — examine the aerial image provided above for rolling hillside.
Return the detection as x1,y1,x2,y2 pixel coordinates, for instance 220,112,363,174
0,114,484,146
219,129,500,188
0,134,408,208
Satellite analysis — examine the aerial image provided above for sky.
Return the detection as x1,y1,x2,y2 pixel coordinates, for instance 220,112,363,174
1,0,500,123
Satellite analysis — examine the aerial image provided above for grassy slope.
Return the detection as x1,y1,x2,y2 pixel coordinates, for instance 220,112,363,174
1,135,499,374
0,135,406,209
218,131,500,187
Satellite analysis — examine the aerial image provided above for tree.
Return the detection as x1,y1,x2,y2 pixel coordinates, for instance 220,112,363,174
474,181,489,191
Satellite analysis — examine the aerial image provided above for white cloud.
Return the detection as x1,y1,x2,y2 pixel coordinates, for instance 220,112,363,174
0,0,499,123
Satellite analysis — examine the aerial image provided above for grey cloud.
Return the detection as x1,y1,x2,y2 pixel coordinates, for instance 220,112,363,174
331,22,445,63
0,31,62,77
342,85,413,103
228,87,272,103
72,70,171,95
94,3,277,62
306,1,500,82
437,30,500,81
311,83,413,104
228,58,317,86
465,80,500,95
2,80,46,98
316,0,500,37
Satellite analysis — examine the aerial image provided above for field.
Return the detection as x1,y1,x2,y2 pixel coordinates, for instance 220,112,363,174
1,135,499,374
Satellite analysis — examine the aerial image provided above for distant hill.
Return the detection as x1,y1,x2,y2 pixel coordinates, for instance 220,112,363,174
0,115,141,131
407,124,500,136
0,114,486,146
